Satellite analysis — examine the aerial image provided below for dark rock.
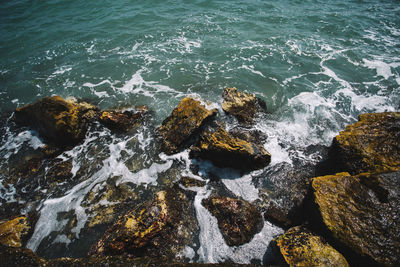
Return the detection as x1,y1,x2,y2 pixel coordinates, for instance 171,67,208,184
273,226,349,266
0,244,45,266
312,171,400,266
229,127,268,145
157,97,217,155
45,159,73,184
201,196,263,246
13,96,98,147
190,126,271,171
222,87,266,125
322,112,400,175
88,186,198,259
179,176,207,188
99,106,148,132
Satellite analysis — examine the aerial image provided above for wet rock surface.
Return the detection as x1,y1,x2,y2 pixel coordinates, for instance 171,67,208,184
13,96,98,147
312,171,400,266
273,226,349,267
99,106,148,132
222,87,266,125
157,97,217,155
322,112,400,175
0,216,31,248
202,196,263,246
190,126,271,171
88,185,198,259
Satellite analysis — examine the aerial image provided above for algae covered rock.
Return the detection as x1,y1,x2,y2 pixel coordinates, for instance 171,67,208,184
157,97,217,155
13,96,97,147
201,196,263,246
222,87,266,124
0,216,30,247
190,126,271,171
88,186,198,258
312,171,400,266
326,112,400,175
274,226,349,267
99,106,148,132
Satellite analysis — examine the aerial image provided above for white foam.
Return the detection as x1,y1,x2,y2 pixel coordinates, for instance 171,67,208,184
363,59,393,79
240,64,265,77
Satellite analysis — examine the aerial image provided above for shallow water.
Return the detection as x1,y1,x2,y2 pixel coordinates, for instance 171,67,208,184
0,0,399,263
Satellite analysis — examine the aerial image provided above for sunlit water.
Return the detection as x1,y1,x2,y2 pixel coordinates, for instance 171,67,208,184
0,0,399,263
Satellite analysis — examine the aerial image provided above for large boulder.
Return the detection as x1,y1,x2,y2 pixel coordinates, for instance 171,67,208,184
13,96,97,147
0,216,31,247
99,106,148,132
273,226,349,267
312,171,400,266
222,87,266,125
88,186,198,259
324,112,400,175
157,97,217,155
190,126,271,171
201,196,263,246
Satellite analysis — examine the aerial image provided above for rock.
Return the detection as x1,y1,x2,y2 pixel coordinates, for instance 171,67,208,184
255,161,316,228
13,96,98,147
179,176,207,188
190,126,271,171
0,244,46,266
0,216,30,247
157,97,217,155
45,159,73,184
325,112,400,175
99,106,148,132
88,186,198,258
201,196,263,246
312,171,400,266
273,226,349,267
222,87,266,125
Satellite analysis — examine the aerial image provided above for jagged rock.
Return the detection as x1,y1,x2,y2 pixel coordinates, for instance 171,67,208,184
273,226,349,267
179,176,207,188
157,97,217,155
222,87,266,125
324,112,400,175
190,126,271,171
0,216,30,247
13,96,98,147
312,171,400,266
88,186,198,259
99,106,148,132
201,196,263,246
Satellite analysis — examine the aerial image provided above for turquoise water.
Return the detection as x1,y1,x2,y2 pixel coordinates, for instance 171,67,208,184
0,0,399,263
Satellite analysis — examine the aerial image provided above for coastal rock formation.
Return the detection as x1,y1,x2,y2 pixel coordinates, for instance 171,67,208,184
13,96,97,147
312,171,400,266
273,226,349,267
325,112,400,175
201,196,263,246
157,97,217,154
99,106,148,132
222,87,266,124
190,126,271,171
88,186,198,258
0,216,30,247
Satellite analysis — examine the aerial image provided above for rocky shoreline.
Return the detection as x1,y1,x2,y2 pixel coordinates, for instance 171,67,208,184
0,88,399,266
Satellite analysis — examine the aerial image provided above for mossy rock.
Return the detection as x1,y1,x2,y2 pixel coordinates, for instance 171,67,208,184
157,97,217,155
0,216,30,247
312,171,400,266
326,112,400,175
190,126,271,171
99,106,148,132
202,196,263,246
222,87,266,125
274,226,349,267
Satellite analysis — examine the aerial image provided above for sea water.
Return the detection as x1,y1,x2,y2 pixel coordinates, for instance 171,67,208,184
0,0,399,263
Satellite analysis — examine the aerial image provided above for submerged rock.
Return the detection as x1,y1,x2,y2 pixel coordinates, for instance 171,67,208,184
88,186,198,259
273,226,349,267
99,106,148,132
13,96,97,147
222,87,266,125
190,126,271,171
201,196,263,246
0,216,30,247
157,97,217,155
324,112,400,175
312,171,400,266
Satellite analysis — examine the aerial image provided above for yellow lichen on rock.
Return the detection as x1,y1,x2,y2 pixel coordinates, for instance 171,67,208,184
0,216,30,247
